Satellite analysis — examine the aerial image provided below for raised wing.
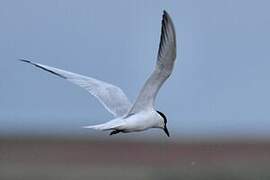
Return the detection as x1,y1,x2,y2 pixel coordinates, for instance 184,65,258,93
128,10,177,113
20,59,132,117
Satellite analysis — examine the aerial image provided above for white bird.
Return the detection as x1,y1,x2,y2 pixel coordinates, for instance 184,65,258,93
20,10,177,137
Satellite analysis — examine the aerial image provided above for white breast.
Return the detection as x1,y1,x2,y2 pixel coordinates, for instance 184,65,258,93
121,110,162,132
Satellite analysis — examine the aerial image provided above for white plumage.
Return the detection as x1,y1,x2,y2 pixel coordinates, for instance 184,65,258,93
20,10,177,137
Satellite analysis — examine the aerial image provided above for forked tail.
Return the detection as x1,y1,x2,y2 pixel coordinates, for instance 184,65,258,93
82,124,111,131
82,121,123,131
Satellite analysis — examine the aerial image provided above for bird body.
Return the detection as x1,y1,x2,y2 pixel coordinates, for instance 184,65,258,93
20,10,176,137
86,109,164,132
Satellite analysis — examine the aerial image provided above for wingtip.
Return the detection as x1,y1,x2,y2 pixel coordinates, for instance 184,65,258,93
163,10,168,15
163,10,174,23
163,10,171,18
19,59,31,63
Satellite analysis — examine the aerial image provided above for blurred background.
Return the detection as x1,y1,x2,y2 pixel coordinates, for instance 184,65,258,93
1,0,270,179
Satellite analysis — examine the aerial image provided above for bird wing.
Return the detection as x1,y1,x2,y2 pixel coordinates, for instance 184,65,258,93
20,59,132,117
128,10,177,114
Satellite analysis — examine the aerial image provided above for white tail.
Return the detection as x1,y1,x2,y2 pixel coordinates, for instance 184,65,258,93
82,124,110,131
82,121,124,131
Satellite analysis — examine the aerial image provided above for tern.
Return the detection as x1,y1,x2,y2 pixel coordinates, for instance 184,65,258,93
20,10,177,137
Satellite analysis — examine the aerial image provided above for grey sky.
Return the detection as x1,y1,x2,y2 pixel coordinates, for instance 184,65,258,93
1,0,270,139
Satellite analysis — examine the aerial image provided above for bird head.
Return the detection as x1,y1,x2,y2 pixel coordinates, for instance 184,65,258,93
156,111,170,137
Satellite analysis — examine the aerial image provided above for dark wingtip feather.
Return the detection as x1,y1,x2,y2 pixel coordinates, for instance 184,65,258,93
19,59,67,79
163,10,168,16
158,11,170,57
157,10,176,59
162,10,171,22
19,59,31,63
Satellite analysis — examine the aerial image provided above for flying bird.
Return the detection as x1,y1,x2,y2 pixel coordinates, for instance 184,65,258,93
20,10,177,137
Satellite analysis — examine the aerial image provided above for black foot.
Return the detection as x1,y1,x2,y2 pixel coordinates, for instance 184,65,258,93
110,130,121,136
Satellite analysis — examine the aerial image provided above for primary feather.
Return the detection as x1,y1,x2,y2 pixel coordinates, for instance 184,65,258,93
20,59,132,117
128,10,177,114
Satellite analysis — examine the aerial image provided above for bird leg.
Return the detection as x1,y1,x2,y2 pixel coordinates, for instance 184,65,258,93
110,130,122,136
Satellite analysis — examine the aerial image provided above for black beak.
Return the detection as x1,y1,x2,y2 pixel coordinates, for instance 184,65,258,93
163,125,170,137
